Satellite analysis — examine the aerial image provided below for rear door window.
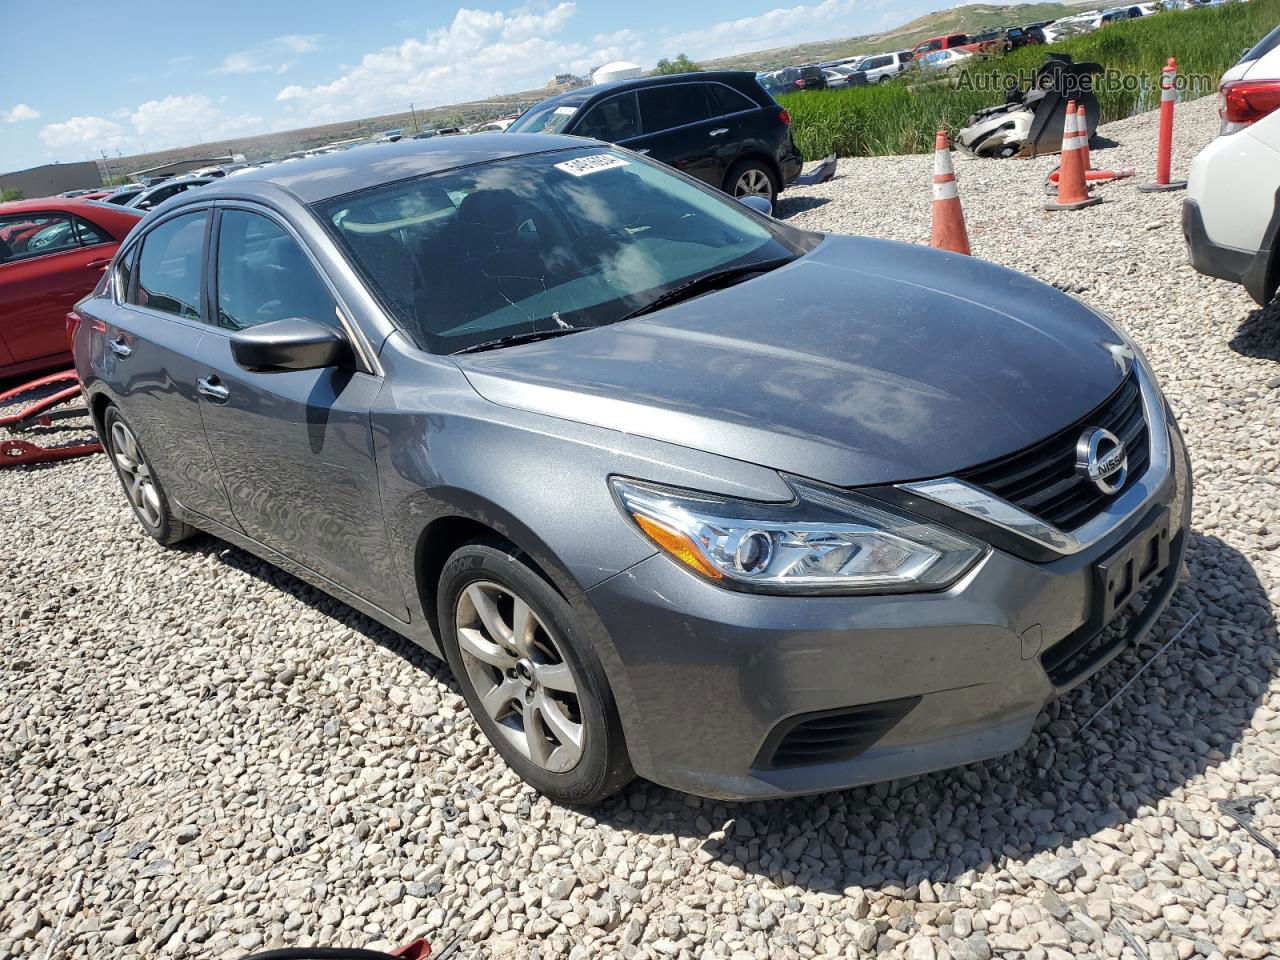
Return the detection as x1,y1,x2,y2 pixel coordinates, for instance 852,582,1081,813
574,93,641,141
0,214,78,262
131,211,207,321
638,85,711,134
707,83,756,116
215,210,339,332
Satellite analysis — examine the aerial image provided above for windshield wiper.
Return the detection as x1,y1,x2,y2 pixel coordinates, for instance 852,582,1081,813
452,327,586,355
619,256,795,322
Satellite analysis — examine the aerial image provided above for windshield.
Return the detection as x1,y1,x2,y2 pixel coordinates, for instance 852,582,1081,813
316,147,809,354
506,99,586,134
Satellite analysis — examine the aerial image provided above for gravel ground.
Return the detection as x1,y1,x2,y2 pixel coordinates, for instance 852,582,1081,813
3,94,1279,960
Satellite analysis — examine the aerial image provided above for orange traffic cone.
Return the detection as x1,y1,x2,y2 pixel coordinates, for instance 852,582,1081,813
931,130,970,255
1044,101,1102,212
1048,104,1136,188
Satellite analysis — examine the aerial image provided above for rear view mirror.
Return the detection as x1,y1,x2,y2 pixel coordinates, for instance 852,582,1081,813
738,194,773,217
230,317,351,372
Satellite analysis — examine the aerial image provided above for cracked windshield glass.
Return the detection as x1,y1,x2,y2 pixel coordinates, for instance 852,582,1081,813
316,148,802,354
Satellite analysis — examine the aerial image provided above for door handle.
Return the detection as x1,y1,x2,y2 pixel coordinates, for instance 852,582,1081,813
86,258,112,270
108,337,133,358
709,128,729,137
197,376,230,402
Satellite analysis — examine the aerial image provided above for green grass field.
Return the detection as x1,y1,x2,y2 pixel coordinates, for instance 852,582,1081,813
781,0,1279,158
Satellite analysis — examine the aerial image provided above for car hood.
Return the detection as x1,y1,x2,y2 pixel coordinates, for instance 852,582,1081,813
455,235,1133,488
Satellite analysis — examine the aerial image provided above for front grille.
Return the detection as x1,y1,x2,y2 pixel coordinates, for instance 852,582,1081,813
758,697,920,769
956,370,1149,531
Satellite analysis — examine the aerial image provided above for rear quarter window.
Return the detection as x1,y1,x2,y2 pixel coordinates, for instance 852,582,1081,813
707,83,757,116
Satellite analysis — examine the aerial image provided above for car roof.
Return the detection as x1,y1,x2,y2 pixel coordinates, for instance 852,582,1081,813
0,196,141,217
528,70,760,110
193,132,597,205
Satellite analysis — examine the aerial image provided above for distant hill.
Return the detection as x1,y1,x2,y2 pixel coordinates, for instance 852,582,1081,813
96,3,1079,183
698,3,1079,71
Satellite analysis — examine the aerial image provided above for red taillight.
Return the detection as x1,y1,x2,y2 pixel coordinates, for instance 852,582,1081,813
1219,79,1280,126
779,108,792,126
65,310,83,351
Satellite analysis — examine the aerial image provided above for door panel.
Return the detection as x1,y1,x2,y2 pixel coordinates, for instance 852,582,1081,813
101,306,236,523
198,206,402,614
192,332,402,612
111,208,236,524
0,245,105,366
635,84,723,186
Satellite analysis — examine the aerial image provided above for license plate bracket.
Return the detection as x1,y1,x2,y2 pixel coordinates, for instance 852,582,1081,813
1094,507,1172,626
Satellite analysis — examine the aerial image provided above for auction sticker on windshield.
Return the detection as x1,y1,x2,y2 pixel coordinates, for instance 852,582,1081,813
554,154,629,177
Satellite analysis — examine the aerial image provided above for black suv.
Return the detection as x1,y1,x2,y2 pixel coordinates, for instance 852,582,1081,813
507,71,804,205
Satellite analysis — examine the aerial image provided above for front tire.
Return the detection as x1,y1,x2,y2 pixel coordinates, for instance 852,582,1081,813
436,540,633,804
101,404,193,546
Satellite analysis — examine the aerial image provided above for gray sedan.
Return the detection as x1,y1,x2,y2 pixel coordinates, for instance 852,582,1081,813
73,133,1191,803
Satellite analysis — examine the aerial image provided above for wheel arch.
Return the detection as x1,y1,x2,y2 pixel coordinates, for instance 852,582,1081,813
723,150,784,195
410,490,582,645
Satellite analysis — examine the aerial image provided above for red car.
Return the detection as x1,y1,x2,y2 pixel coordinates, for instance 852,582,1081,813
0,198,142,379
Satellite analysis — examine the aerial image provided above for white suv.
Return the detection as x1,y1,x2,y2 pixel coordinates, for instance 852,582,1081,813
856,50,913,84
1183,25,1280,306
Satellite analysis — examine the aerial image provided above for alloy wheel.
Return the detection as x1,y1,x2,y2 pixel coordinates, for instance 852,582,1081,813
454,580,585,773
109,420,162,528
734,168,773,199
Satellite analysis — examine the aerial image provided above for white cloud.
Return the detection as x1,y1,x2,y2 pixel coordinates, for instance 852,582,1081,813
4,103,40,123
275,4,610,120
130,95,263,144
214,33,324,75
36,95,262,158
665,0,863,60
39,115,126,149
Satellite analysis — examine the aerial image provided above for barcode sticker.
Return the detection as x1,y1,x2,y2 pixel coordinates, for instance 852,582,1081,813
553,106,578,115
554,154,629,177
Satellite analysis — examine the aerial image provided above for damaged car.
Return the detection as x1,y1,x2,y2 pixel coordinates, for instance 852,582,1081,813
75,134,1190,803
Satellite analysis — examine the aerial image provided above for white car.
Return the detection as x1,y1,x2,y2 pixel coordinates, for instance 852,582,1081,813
919,48,972,73
1183,25,1280,305
857,50,913,83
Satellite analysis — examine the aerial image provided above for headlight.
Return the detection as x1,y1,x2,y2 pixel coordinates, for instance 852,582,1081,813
611,476,987,595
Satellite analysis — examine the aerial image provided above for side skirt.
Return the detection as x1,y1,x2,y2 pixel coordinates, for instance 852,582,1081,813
173,503,443,658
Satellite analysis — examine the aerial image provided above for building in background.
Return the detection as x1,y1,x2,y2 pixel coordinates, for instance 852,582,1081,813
547,72,588,90
0,161,102,199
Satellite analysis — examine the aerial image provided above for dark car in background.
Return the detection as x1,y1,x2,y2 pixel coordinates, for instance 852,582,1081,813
507,71,803,204
126,175,215,211
0,198,142,379
76,134,1189,804
1004,25,1046,50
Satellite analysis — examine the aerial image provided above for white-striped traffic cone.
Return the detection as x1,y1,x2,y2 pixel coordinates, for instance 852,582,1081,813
930,130,970,255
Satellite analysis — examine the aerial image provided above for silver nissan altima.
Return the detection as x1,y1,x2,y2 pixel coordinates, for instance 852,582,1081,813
74,133,1191,802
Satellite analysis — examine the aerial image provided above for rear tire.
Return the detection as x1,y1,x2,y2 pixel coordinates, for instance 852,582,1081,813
101,404,193,546
436,539,634,805
725,158,779,207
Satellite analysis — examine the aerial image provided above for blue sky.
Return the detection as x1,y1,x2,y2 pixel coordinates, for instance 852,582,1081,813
3,0,956,171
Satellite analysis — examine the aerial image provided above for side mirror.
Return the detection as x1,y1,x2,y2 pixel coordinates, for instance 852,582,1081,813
738,194,773,217
230,317,351,372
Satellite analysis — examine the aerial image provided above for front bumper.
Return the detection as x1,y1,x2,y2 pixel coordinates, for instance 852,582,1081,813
585,421,1191,800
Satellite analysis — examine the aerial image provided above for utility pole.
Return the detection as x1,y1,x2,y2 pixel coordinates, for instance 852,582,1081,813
409,102,419,134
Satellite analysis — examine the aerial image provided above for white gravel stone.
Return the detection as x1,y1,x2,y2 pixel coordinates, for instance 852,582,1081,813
2,93,1278,960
